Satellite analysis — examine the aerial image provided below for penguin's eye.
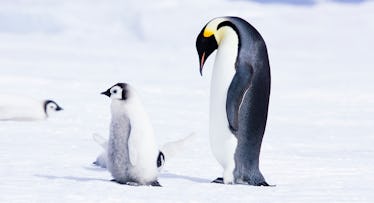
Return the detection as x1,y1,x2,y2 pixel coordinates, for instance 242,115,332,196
113,89,117,94
50,106,54,109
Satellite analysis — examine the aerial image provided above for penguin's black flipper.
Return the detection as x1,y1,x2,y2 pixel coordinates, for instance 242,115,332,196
157,151,165,168
211,177,224,184
226,64,253,137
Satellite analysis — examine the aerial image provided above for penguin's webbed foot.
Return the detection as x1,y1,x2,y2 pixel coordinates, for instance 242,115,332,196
111,179,162,187
211,177,224,184
126,181,142,186
110,179,140,186
255,181,270,186
240,178,274,187
150,180,162,187
111,179,125,184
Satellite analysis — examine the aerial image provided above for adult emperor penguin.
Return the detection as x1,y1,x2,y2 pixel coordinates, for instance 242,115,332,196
196,16,271,186
101,83,161,186
0,95,63,121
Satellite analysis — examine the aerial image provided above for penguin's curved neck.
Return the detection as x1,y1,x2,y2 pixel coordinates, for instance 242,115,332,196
215,26,239,51
211,26,239,86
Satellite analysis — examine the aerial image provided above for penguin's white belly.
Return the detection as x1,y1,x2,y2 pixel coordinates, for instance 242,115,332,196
209,46,237,169
128,130,159,182
127,106,159,182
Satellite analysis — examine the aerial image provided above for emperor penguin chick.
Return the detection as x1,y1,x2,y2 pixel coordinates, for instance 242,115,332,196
0,95,63,121
101,83,161,186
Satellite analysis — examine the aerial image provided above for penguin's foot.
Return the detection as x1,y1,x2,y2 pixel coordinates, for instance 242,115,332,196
256,181,270,186
236,178,273,186
110,179,162,187
150,180,162,187
110,179,140,186
212,177,224,184
125,182,141,186
257,182,276,187
250,181,275,187
111,179,125,184
212,177,234,184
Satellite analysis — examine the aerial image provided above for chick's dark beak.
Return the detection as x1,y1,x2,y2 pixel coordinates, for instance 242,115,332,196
101,90,110,97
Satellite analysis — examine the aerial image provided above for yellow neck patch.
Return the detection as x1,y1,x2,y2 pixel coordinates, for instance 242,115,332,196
203,29,214,38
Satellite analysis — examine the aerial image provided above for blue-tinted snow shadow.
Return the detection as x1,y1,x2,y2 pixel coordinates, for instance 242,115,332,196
84,165,211,183
160,172,211,183
35,174,109,182
83,165,107,172
36,173,211,184
0,12,63,34
240,0,365,6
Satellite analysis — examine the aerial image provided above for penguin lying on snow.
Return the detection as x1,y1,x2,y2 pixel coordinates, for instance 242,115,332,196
0,95,63,121
100,83,195,186
196,16,271,186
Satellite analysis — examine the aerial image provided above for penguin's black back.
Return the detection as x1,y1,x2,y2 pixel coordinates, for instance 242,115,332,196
225,17,271,184
226,16,271,140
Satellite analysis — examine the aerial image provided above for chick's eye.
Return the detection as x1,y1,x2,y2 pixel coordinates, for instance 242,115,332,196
113,90,117,94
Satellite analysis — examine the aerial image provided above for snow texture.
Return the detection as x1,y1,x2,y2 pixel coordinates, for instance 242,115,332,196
0,0,373,202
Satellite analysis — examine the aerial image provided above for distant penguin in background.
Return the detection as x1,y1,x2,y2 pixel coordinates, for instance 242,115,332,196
196,16,271,186
0,95,63,121
101,83,162,186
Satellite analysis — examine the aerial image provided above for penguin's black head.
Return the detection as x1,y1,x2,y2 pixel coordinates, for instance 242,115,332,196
101,83,128,100
196,17,241,76
196,25,218,76
44,100,63,117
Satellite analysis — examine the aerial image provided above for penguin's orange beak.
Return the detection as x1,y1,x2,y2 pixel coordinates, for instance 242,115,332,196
199,52,206,76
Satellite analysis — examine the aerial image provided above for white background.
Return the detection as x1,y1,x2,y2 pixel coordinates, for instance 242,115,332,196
0,0,373,202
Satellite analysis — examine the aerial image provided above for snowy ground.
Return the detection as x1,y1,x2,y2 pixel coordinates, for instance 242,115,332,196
0,0,373,202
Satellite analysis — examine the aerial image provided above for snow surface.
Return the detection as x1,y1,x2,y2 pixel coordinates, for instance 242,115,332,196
0,0,373,202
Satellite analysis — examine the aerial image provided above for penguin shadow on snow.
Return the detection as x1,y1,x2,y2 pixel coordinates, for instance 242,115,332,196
83,165,107,172
159,172,211,183
34,174,109,183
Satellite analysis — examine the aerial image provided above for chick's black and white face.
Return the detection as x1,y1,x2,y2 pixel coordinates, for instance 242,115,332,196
44,100,63,116
109,85,123,100
101,83,128,100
